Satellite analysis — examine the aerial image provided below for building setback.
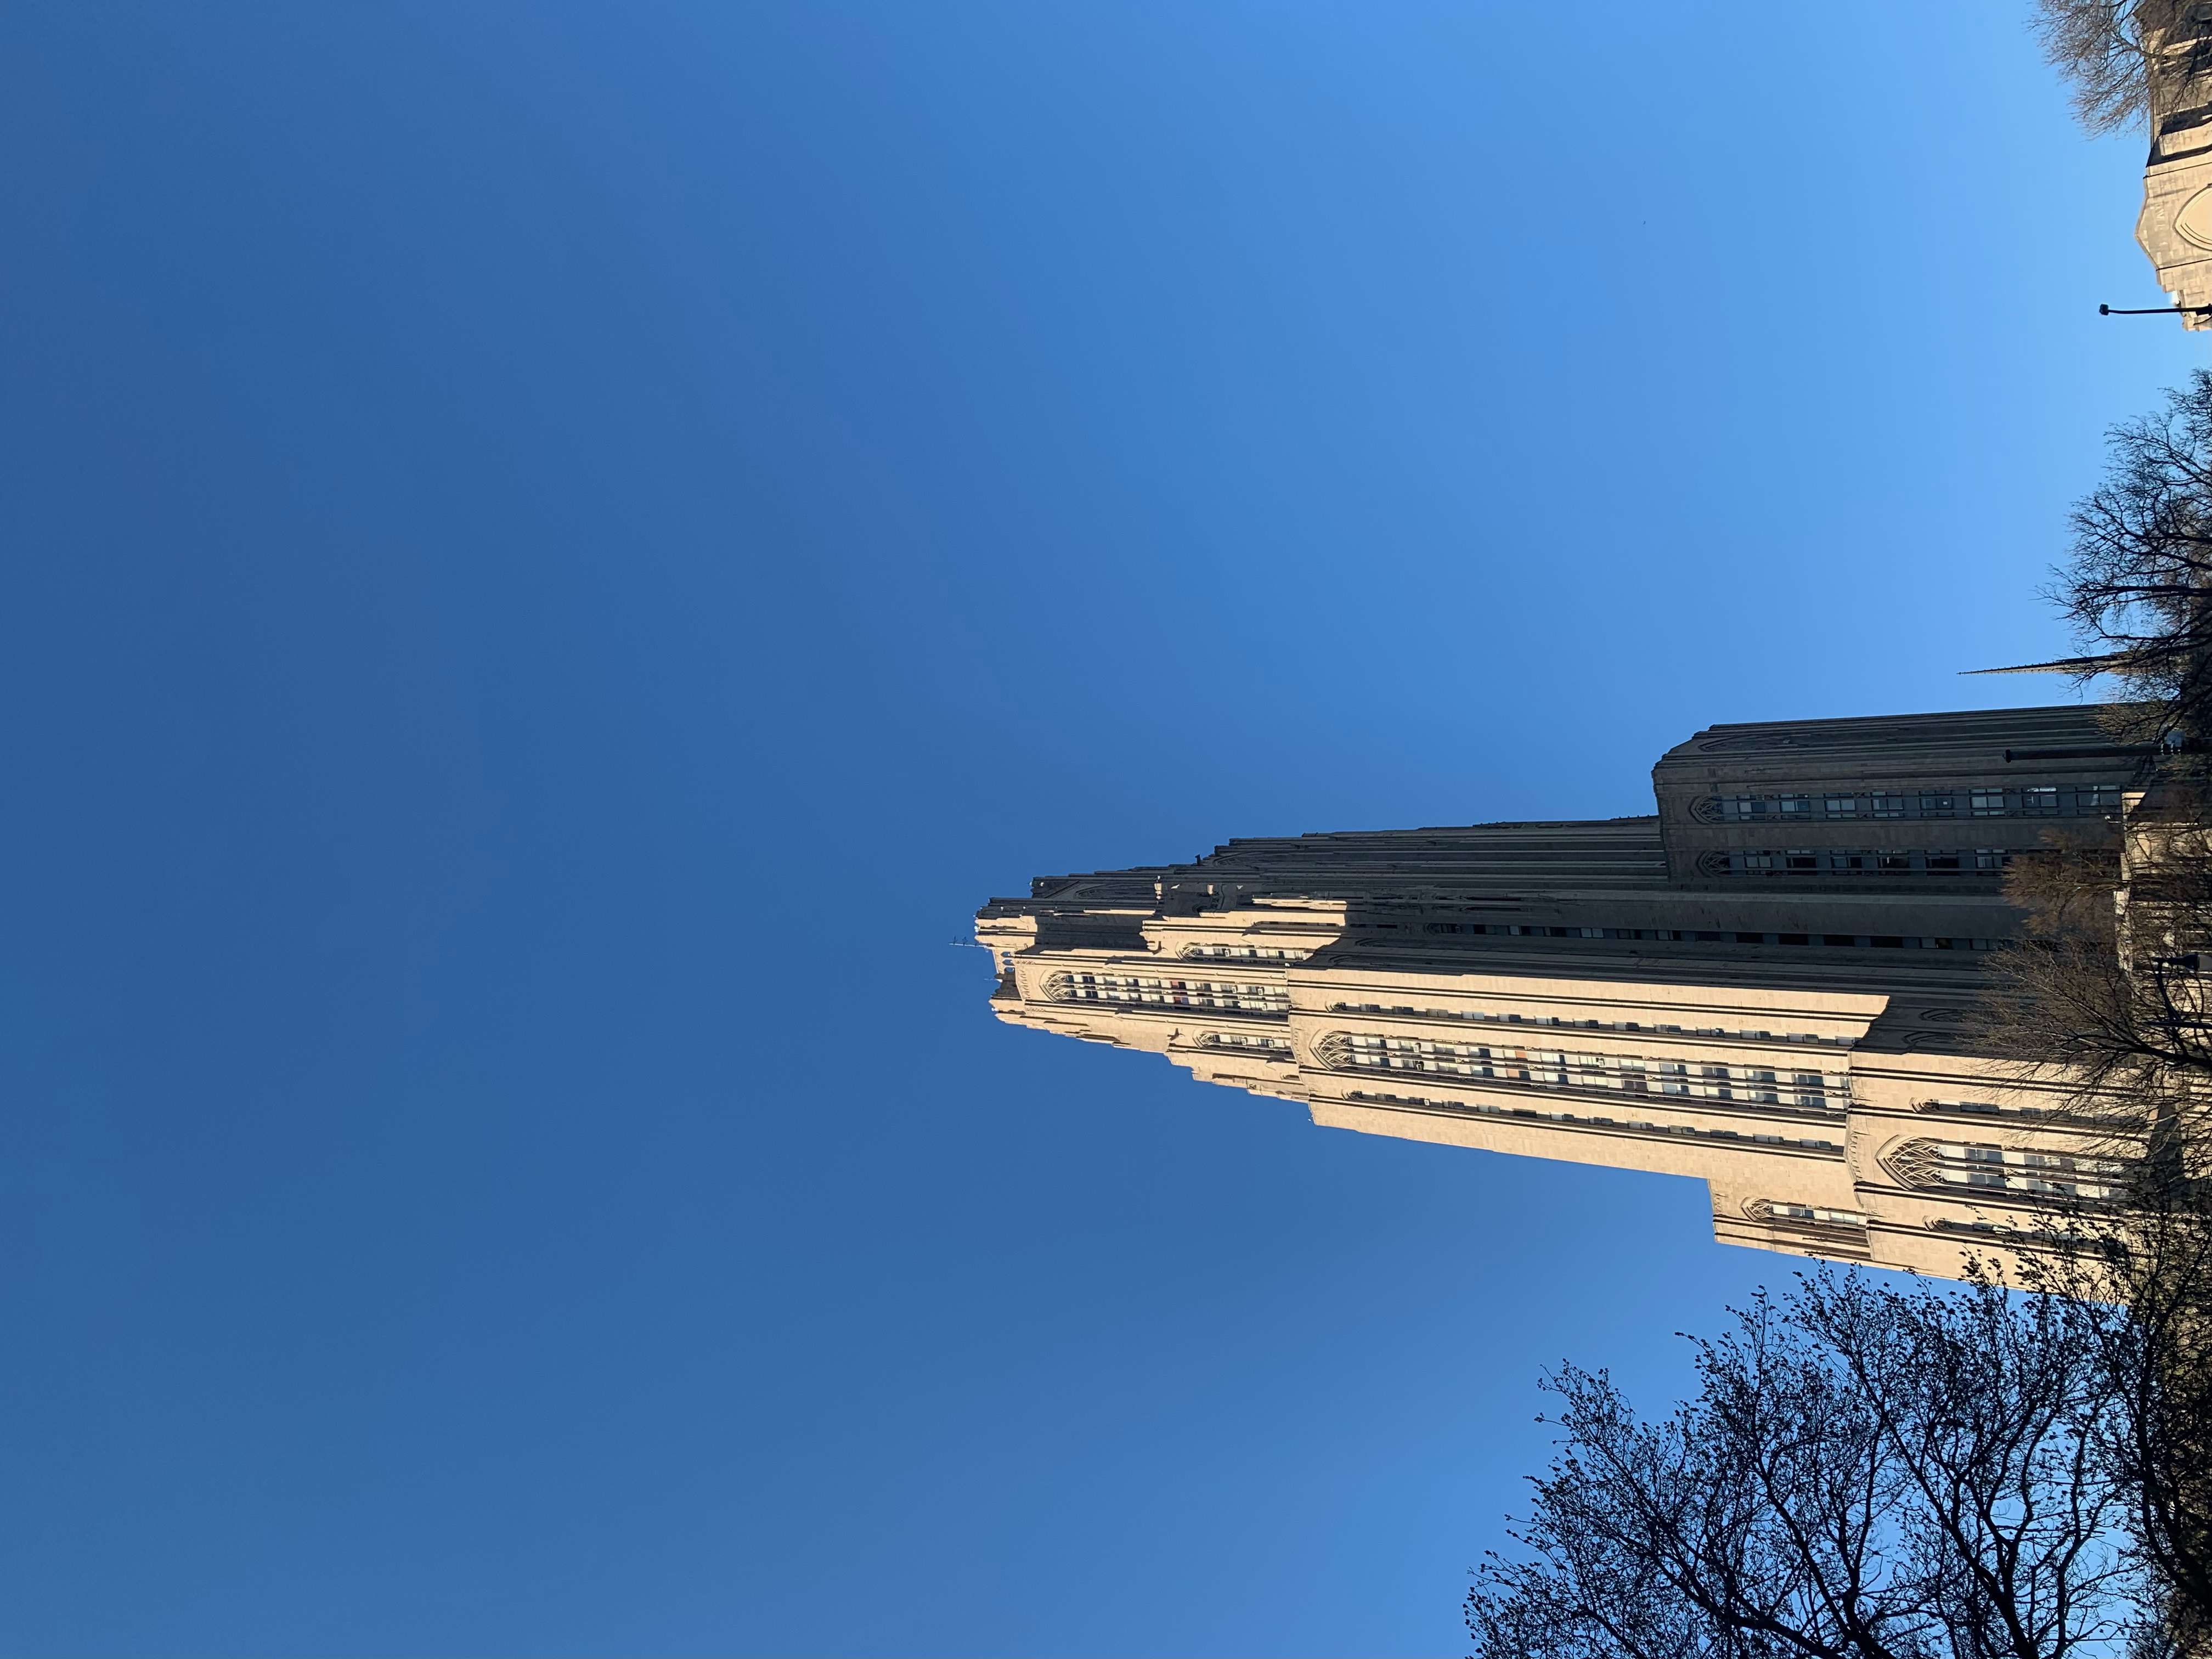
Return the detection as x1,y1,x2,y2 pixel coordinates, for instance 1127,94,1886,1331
975,706,2148,1278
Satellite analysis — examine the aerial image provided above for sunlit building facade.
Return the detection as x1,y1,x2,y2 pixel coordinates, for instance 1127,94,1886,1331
2133,1,2212,321
977,707,2147,1277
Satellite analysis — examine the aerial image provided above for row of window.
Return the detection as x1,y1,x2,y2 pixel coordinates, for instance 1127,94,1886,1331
1346,1090,1842,1150
1331,1001,1850,1046
1916,1096,2134,1125
1757,1201,1869,1228
1044,973,1289,1013
1200,1032,1293,1053
1882,1137,2120,1201
1701,786,2120,823
1321,1032,1846,1108
1425,921,2001,951
1712,846,2012,878
1180,944,1310,962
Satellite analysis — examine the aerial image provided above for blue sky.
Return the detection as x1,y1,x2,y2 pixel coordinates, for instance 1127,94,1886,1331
0,4,2197,1654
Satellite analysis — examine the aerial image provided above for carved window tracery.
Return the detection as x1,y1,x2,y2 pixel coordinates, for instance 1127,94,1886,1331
1878,1136,2120,1200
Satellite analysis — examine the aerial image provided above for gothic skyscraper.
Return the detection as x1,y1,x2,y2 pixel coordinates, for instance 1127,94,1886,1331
977,706,2146,1277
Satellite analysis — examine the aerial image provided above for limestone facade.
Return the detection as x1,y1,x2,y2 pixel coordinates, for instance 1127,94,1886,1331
976,707,2151,1279
2134,1,2212,323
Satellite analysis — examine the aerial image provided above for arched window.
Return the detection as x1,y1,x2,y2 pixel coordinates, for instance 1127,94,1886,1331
1878,1137,2118,1200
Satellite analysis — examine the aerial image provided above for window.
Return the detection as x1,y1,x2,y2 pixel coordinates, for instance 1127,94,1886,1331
1715,849,2014,879
1763,1203,1867,1227
1699,787,2113,823
1325,1036,1843,1112
1047,972,1289,1013
1882,1137,2120,1200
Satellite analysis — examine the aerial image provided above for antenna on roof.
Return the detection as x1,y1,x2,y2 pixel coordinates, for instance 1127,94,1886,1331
1961,653,2130,676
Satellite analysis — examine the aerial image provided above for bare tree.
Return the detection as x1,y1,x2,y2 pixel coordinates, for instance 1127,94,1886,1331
1981,374,2212,1169
2025,1198,2212,1658
1467,1271,2157,1659
1946,356,2212,1658
2038,0,2157,134
2054,373,2212,750
2035,2,2212,139
1966,795,2212,1176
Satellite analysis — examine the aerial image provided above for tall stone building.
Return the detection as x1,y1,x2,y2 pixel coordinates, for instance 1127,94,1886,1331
2134,1,2212,321
976,706,2148,1278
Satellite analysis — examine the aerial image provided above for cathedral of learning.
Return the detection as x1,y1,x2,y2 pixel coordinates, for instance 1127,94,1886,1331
977,706,2149,1278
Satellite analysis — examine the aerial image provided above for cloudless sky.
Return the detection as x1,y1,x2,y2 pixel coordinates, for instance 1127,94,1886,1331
0,4,2199,1655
